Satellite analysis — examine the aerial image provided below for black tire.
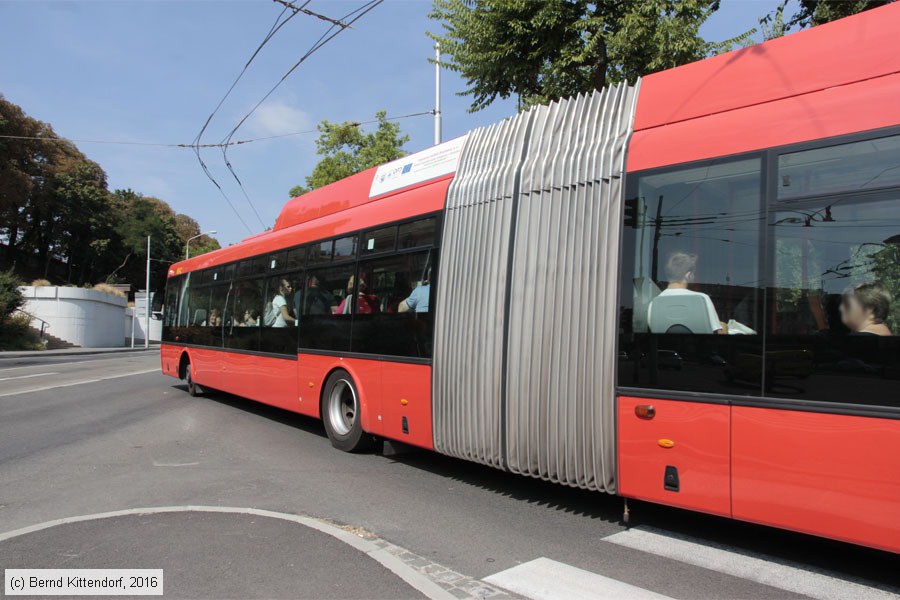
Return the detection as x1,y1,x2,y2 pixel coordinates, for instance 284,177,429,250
185,363,200,397
321,370,372,452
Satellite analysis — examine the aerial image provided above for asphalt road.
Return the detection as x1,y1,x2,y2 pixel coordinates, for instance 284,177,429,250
0,351,897,599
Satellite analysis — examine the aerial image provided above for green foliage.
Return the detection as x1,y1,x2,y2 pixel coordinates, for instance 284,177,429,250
0,268,24,322
0,312,44,351
789,0,892,27
428,0,753,112
0,95,220,297
760,0,892,38
759,2,788,40
290,110,409,197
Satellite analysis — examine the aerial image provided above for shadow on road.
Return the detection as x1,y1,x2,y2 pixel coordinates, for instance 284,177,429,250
170,384,328,440
171,383,900,591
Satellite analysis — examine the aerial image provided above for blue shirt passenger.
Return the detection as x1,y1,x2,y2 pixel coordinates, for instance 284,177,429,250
401,284,430,313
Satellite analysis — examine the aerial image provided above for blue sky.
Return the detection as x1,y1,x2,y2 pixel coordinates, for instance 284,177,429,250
1,0,784,246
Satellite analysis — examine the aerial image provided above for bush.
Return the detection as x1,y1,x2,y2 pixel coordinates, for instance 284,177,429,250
31,278,51,287
93,283,126,298
0,312,44,351
0,269,25,322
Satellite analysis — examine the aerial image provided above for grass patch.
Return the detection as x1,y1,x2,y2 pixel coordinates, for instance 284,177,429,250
0,313,45,351
93,283,126,298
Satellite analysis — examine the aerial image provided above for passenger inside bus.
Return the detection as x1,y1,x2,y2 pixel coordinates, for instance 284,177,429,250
336,275,378,314
840,281,893,336
303,275,336,315
399,267,431,314
648,251,726,334
203,308,222,327
239,308,260,327
271,279,296,327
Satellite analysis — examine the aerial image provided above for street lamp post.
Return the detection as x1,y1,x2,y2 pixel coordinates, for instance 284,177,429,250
186,230,217,259
145,235,151,350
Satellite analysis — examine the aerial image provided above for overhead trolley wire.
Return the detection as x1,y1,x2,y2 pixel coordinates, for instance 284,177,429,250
190,2,309,232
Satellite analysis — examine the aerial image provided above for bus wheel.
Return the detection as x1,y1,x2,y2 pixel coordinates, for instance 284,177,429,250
185,363,200,397
322,370,371,452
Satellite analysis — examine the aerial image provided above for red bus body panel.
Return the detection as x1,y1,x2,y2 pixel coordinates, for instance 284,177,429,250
628,3,900,172
218,353,299,413
617,3,900,554
161,166,447,450
732,407,900,554
169,173,451,277
618,396,731,517
294,354,433,450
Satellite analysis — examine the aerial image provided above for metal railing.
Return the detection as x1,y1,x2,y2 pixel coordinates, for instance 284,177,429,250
13,308,50,340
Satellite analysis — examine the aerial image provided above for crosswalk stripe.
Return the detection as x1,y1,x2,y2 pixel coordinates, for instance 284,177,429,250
603,526,899,600
484,557,674,600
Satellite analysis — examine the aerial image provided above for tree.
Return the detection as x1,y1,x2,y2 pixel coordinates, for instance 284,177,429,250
788,0,892,27
173,214,220,257
0,269,24,323
0,95,82,270
760,0,892,39
289,110,409,197
0,95,220,291
428,0,752,112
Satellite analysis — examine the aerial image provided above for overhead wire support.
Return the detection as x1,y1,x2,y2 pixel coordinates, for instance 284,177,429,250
191,1,309,233
0,111,432,148
216,0,384,233
219,0,384,153
271,0,352,29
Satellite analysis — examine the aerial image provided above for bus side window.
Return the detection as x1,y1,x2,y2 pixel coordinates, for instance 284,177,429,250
298,265,354,352
261,274,302,355
618,157,765,396
768,194,900,407
351,251,434,358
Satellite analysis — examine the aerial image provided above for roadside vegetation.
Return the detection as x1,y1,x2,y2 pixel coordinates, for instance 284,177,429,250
0,269,42,351
0,96,221,296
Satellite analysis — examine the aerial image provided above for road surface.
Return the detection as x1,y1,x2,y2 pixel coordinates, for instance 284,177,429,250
1,351,897,599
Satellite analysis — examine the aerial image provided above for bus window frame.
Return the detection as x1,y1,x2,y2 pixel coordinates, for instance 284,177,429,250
618,125,900,419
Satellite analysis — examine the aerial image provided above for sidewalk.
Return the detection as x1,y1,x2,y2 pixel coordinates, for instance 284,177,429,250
0,345,158,360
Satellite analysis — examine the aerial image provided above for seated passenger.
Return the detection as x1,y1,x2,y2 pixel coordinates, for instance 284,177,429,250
399,269,431,314
240,308,260,327
648,252,726,334
204,308,222,327
336,276,379,315
840,282,892,336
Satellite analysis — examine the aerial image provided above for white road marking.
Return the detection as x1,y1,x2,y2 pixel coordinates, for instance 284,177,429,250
0,506,455,600
484,557,673,600
0,368,161,398
0,372,58,381
152,461,200,467
603,526,899,600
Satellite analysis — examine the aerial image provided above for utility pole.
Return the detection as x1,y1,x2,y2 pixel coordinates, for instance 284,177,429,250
145,235,151,350
434,43,442,145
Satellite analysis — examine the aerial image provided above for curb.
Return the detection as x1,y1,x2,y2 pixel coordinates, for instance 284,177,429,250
0,506,517,600
0,347,158,360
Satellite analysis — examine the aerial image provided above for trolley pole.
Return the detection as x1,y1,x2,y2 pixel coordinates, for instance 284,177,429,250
145,235,151,349
434,43,442,145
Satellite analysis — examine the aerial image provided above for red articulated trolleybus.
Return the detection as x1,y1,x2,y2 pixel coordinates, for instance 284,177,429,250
162,5,900,554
